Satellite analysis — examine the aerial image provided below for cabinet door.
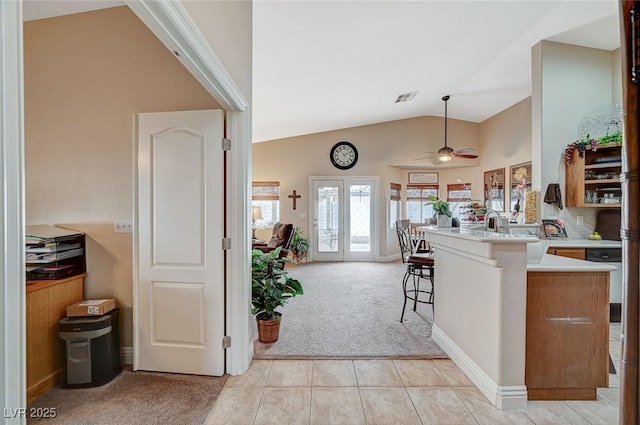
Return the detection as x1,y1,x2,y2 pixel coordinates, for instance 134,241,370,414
547,247,585,260
526,271,609,399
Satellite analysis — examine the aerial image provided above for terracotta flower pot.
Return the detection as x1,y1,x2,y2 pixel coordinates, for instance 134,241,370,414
256,315,281,343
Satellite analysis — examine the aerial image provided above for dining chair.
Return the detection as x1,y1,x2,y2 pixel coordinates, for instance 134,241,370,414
410,222,431,254
395,220,435,322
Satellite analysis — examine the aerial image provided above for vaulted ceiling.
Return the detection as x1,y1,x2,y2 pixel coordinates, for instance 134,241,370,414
253,1,620,142
23,1,621,144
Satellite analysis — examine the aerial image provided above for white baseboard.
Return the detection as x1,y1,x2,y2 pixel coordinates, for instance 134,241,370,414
432,325,528,410
378,253,401,262
121,346,134,365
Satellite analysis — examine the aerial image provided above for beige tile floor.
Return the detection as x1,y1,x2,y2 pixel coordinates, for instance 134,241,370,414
205,324,622,425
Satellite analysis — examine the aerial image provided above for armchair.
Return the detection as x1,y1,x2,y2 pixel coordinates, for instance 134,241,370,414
252,222,294,259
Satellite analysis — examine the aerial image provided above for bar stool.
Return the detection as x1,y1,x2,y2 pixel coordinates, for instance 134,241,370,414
400,252,434,322
395,220,435,322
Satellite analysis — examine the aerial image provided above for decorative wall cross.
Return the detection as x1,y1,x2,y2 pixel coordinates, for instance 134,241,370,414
288,190,301,210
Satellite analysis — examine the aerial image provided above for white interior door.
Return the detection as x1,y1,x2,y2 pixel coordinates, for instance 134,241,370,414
135,109,225,376
311,177,377,262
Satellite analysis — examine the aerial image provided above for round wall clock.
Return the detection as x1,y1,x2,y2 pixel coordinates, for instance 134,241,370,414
329,141,358,170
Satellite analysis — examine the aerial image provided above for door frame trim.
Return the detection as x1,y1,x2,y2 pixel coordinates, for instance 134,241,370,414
125,1,247,112
0,0,26,416
125,1,252,375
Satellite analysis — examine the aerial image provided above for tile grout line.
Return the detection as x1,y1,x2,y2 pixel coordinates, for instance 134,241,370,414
392,359,427,425
450,387,481,425
560,400,596,425
250,360,273,425
431,359,456,387
251,386,268,425
352,360,373,425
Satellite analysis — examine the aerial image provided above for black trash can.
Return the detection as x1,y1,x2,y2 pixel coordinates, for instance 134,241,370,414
58,308,122,388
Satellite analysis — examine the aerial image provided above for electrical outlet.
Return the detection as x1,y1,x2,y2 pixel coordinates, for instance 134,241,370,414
577,215,584,226
113,219,133,233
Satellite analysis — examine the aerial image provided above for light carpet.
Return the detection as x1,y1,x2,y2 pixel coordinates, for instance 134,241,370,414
28,368,227,425
253,261,448,359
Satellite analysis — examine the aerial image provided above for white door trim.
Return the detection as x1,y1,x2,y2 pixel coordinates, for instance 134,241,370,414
225,110,254,373
125,1,247,112
1,0,26,421
125,1,252,375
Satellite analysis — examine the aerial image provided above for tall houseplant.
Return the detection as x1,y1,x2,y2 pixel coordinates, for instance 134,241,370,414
251,247,303,343
289,226,310,263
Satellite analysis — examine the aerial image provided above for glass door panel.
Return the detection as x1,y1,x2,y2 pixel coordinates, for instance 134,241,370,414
317,185,340,253
349,184,371,253
313,180,343,261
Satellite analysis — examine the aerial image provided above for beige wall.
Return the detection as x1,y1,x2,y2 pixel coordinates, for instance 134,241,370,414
532,41,620,238
181,0,252,100
24,6,220,346
436,98,532,204
253,100,533,258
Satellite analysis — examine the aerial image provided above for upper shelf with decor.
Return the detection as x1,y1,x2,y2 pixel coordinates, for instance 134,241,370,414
564,104,623,209
564,137,622,208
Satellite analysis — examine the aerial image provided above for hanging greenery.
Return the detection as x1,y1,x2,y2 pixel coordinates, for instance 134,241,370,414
564,132,622,165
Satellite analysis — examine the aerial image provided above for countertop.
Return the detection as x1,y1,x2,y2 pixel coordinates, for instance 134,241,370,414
423,226,622,248
419,226,539,244
419,226,620,271
527,254,618,272
545,238,622,248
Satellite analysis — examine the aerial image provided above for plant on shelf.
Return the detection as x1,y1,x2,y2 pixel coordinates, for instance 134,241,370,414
289,226,310,263
564,132,623,164
426,195,452,217
251,247,303,343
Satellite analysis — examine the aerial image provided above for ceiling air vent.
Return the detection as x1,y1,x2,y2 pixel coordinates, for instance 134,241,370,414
394,91,418,103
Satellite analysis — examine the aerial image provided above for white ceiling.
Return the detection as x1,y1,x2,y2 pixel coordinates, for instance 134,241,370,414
253,0,620,142
23,1,621,145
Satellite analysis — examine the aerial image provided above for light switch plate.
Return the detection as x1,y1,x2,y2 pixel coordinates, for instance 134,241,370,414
299,212,307,219
113,219,133,233
577,215,584,226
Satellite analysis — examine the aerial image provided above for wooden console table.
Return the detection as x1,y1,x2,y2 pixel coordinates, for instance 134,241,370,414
26,273,85,404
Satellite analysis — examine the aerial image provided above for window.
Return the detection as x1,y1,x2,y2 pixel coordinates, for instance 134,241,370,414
447,183,472,219
252,181,280,228
389,183,401,228
406,184,438,224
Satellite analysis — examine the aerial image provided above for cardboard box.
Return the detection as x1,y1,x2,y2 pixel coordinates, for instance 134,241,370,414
67,299,116,317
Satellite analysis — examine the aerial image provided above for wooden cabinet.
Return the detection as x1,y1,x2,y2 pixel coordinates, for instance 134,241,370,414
526,271,609,400
26,274,85,403
547,247,586,260
565,142,622,208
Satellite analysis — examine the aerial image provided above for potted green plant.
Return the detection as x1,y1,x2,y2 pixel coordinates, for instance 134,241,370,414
427,195,453,227
251,247,304,343
289,226,310,263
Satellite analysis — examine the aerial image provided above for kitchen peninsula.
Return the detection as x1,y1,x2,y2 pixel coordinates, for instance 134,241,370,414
421,227,616,410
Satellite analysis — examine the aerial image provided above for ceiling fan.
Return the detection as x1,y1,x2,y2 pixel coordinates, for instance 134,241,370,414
415,95,479,162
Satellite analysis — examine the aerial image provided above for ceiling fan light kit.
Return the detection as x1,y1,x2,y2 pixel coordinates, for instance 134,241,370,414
414,95,479,163
437,146,454,161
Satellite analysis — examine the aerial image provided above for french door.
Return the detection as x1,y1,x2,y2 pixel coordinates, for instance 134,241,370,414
311,177,378,262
